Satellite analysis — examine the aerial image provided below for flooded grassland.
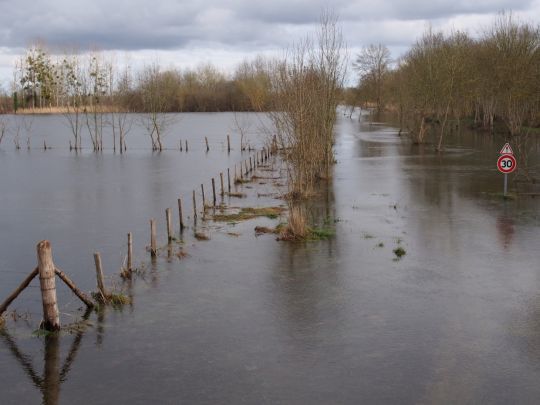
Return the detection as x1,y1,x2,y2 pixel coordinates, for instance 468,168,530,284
0,112,539,404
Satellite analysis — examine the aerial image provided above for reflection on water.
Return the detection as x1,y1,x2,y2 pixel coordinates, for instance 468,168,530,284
0,308,92,405
496,213,515,249
0,112,539,403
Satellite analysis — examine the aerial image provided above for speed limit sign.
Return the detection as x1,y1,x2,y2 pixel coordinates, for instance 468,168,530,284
497,154,517,174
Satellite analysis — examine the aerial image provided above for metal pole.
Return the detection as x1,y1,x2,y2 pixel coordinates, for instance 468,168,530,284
504,173,508,197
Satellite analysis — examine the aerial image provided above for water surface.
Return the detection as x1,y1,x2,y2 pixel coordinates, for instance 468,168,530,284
0,112,539,404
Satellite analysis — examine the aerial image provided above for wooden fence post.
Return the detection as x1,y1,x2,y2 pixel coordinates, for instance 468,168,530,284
127,232,133,272
166,208,173,242
205,137,209,152
192,190,197,219
185,140,188,152
37,241,60,331
93,252,109,300
201,184,206,209
211,178,216,206
227,168,231,193
178,198,185,231
227,135,230,152
150,219,157,257
220,172,224,196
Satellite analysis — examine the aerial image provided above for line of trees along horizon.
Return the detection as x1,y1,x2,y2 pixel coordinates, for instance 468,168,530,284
350,13,540,151
0,11,346,240
0,49,272,114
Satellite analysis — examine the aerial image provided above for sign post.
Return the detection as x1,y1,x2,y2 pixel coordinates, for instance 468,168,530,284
497,143,516,197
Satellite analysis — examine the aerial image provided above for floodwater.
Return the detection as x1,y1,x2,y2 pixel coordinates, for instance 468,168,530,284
1,112,539,404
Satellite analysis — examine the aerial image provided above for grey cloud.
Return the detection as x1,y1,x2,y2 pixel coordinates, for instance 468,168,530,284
0,0,537,52
336,0,534,22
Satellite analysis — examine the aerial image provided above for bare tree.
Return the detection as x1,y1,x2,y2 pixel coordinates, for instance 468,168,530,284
268,11,346,237
108,60,134,153
11,116,33,150
85,51,108,151
232,112,253,151
138,63,174,151
353,44,391,113
61,53,84,150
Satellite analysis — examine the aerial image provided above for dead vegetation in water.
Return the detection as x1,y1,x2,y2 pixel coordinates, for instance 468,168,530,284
176,249,188,259
256,207,336,242
92,291,132,307
63,318,93,334
212,206,285,222
227,192,247,198
251,175,282,180
194,232,210,241
255,225,282,236
276,225,335,242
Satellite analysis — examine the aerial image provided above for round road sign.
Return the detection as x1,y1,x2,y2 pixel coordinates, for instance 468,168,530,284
497,154,517,174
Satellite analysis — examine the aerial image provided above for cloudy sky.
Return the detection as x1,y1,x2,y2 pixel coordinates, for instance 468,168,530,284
0,0,539,87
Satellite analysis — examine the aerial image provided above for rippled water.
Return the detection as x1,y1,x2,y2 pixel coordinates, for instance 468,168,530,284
0,112,539,404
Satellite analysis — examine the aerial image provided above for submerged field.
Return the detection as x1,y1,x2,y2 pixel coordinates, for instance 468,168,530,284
0,112,539,404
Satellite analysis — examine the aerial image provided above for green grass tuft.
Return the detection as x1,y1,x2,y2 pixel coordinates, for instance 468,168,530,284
308,226,335,240
393,247,406,258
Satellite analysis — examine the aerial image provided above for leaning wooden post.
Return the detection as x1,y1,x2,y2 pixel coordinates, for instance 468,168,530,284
0,268,38,316
185,140,188,152
178,198,185,231
211,178,217,206
227,135,231,152
227,168,231,192
166,208,173,242
249,157,253,172
127,232,133,272
37,241,60,331
220,172,225,196
150,219,157,257
192,190,197,219
54,267,94,308
93,252,109,300
205,137,209,152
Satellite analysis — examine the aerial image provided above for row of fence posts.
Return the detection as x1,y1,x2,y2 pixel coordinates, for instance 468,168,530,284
179,134,233,153
0,140,275,332
150,146,272,255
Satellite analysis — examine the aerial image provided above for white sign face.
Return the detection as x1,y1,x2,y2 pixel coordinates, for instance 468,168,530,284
497,154,517,174
499,143,513,155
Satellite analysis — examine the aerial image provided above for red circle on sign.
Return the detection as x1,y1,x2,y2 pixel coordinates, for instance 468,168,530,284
497,154,517,174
